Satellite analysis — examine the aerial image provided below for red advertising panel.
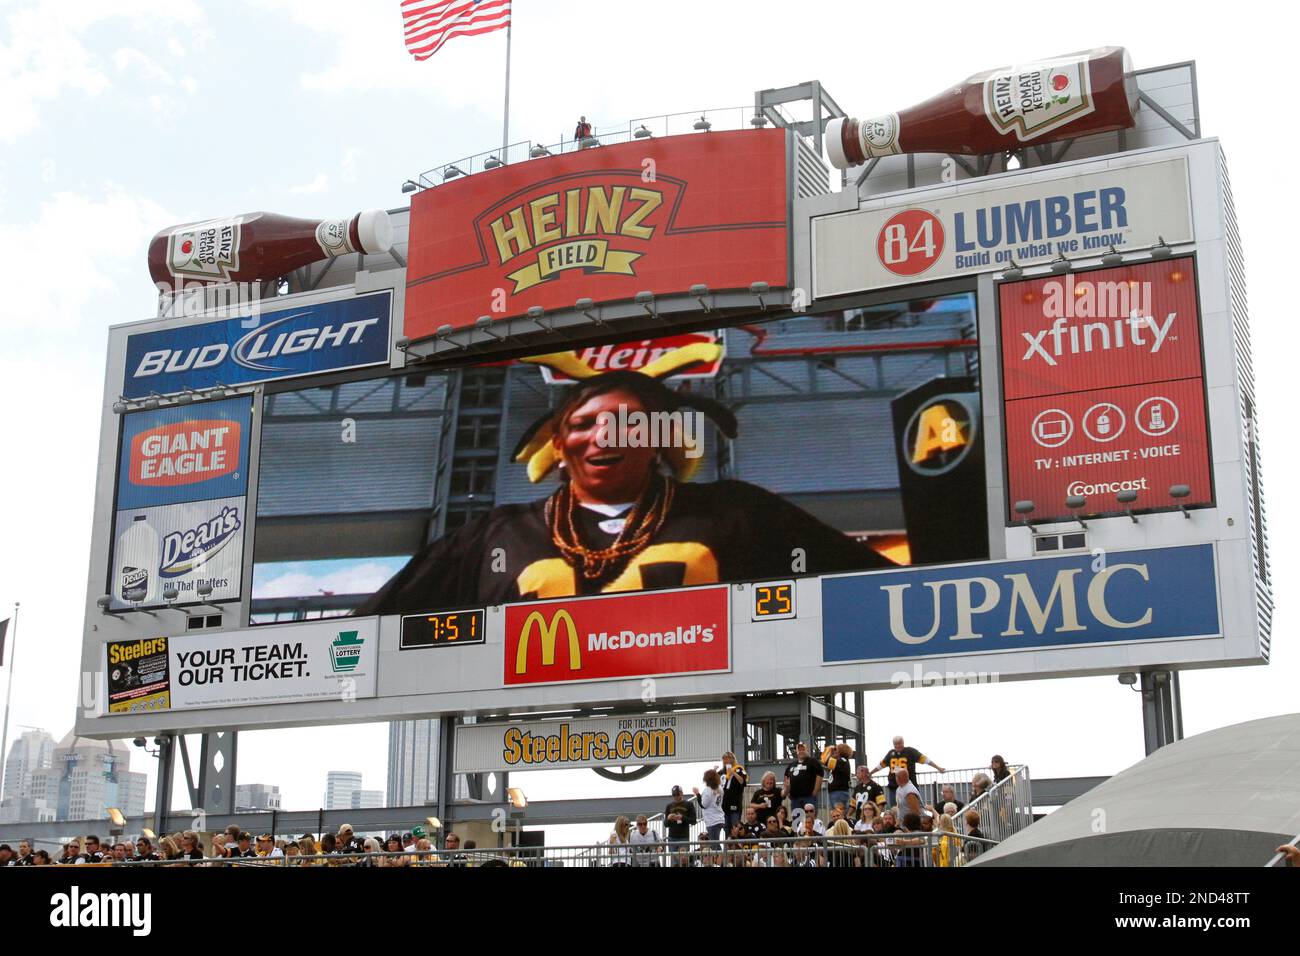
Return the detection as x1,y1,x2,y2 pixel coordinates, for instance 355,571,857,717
1000,257,1211,519
405,129,790,337
504,586,730,686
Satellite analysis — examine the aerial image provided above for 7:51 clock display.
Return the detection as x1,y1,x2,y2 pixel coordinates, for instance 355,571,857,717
400,609,485,650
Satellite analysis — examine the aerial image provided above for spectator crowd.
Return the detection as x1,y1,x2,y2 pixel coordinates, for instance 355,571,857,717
0,736,1018,869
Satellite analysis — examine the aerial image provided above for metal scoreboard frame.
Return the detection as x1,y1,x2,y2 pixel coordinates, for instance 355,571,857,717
75,120,1269,739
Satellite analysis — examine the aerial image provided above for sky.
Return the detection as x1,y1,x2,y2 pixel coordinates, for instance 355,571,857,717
0,0,1295,843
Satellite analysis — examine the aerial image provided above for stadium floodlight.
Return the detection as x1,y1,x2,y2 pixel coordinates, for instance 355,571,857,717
693,115,712,132
750,113,768,127
162,586,179,603
483,155,503,169
1170,483,1193,518
1013,500,1035,525
1117,672,1138,687
1065,494,1088,529
112,397,129,415
436,325,454,339
634,290,656,317
526,305,550,331
1001,260,1023,280
443,164,466,180
1101,245,1124,267
476,315,503,339
96,594,112,612
529,144,552,159
175,390,193,405
141,393,161,410
400,180,420,194
579,135,601,149
1117,488,1140,523
1049,254,1071,274
575,297,604,325
395,336,410,352
1150,235,1172,259
749,281,770,310
633,124,652,139
507,787,528,809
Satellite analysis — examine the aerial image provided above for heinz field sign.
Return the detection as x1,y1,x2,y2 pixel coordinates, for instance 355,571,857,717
404,129,790,336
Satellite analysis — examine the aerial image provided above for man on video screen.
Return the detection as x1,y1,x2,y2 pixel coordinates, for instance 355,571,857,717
357,343,893,615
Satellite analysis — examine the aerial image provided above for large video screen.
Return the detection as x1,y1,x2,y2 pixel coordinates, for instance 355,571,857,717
249,292,988,621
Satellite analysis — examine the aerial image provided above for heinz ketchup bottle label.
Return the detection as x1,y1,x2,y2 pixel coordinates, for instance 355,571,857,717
315,217,357,258
166,216,244,281
982,53,1097,141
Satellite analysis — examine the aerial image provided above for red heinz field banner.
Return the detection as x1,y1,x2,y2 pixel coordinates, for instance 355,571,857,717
504,586,730,686
405,129,790,338
999,257,1213,519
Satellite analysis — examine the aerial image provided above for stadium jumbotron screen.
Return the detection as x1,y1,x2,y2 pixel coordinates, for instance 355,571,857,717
250,292,988,620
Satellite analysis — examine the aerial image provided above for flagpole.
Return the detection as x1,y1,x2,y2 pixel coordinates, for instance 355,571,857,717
0,602,18,799
502,19,512,159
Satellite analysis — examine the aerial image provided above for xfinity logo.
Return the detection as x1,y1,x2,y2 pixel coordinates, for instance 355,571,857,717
1021,311,1175,366
50,887,152,936
132,314,380,379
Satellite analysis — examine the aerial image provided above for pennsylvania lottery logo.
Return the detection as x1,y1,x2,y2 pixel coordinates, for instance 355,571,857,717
330,631,365,673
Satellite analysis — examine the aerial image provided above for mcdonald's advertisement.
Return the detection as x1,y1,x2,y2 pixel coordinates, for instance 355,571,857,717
453,709,731,773
503,586,731,686
404,128,790,337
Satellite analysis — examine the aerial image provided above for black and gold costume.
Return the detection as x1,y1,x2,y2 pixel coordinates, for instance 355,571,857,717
357,477,892,614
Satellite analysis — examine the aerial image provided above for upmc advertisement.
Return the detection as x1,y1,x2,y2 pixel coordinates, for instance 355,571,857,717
822,544,1220,662
109,396,252,610
504,586,730,686
404,128,790,337
999,257,1212,520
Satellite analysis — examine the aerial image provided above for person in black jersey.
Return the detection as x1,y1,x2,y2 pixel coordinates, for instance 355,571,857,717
356,345,893,616
871,735,946,809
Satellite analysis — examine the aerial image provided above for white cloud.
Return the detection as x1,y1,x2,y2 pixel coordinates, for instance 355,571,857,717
290,172,330,195
0,187,175,333
0,0,208,142
254,562,399,599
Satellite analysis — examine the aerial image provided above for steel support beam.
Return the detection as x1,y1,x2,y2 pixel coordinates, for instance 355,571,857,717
196,731,237,816
1140,670,1183,755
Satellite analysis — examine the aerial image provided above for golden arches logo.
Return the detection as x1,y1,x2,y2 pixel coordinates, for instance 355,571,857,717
515,609,582,675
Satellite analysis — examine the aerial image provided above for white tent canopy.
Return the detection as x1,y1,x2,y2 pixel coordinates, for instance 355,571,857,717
974,712,1300,867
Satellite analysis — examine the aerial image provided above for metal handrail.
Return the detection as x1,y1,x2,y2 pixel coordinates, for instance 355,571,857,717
413,105,756,189
81,831,1001,868
1265,832,1299,867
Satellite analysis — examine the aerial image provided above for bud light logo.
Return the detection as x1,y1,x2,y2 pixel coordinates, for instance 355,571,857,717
130,420,241,487
160,506,241,577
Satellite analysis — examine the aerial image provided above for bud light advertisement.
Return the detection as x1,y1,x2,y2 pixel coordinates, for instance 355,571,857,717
122,290,391,398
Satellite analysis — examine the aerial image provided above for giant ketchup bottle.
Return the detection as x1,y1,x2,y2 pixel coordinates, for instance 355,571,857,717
148,209,394,288
827,47,1138,166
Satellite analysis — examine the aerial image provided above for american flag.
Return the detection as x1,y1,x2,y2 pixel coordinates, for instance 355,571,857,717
401,0,512,61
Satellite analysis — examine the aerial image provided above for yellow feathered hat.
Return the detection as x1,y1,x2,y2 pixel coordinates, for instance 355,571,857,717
511,342,736,483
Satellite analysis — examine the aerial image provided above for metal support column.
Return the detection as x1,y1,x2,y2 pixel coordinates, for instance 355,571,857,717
1140,670,1183,755
152,734,175,834
731,697,746,763
196,731,237,816
436,717,455,843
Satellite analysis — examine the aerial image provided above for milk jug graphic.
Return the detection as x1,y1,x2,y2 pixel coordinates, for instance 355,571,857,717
117,514,160,603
